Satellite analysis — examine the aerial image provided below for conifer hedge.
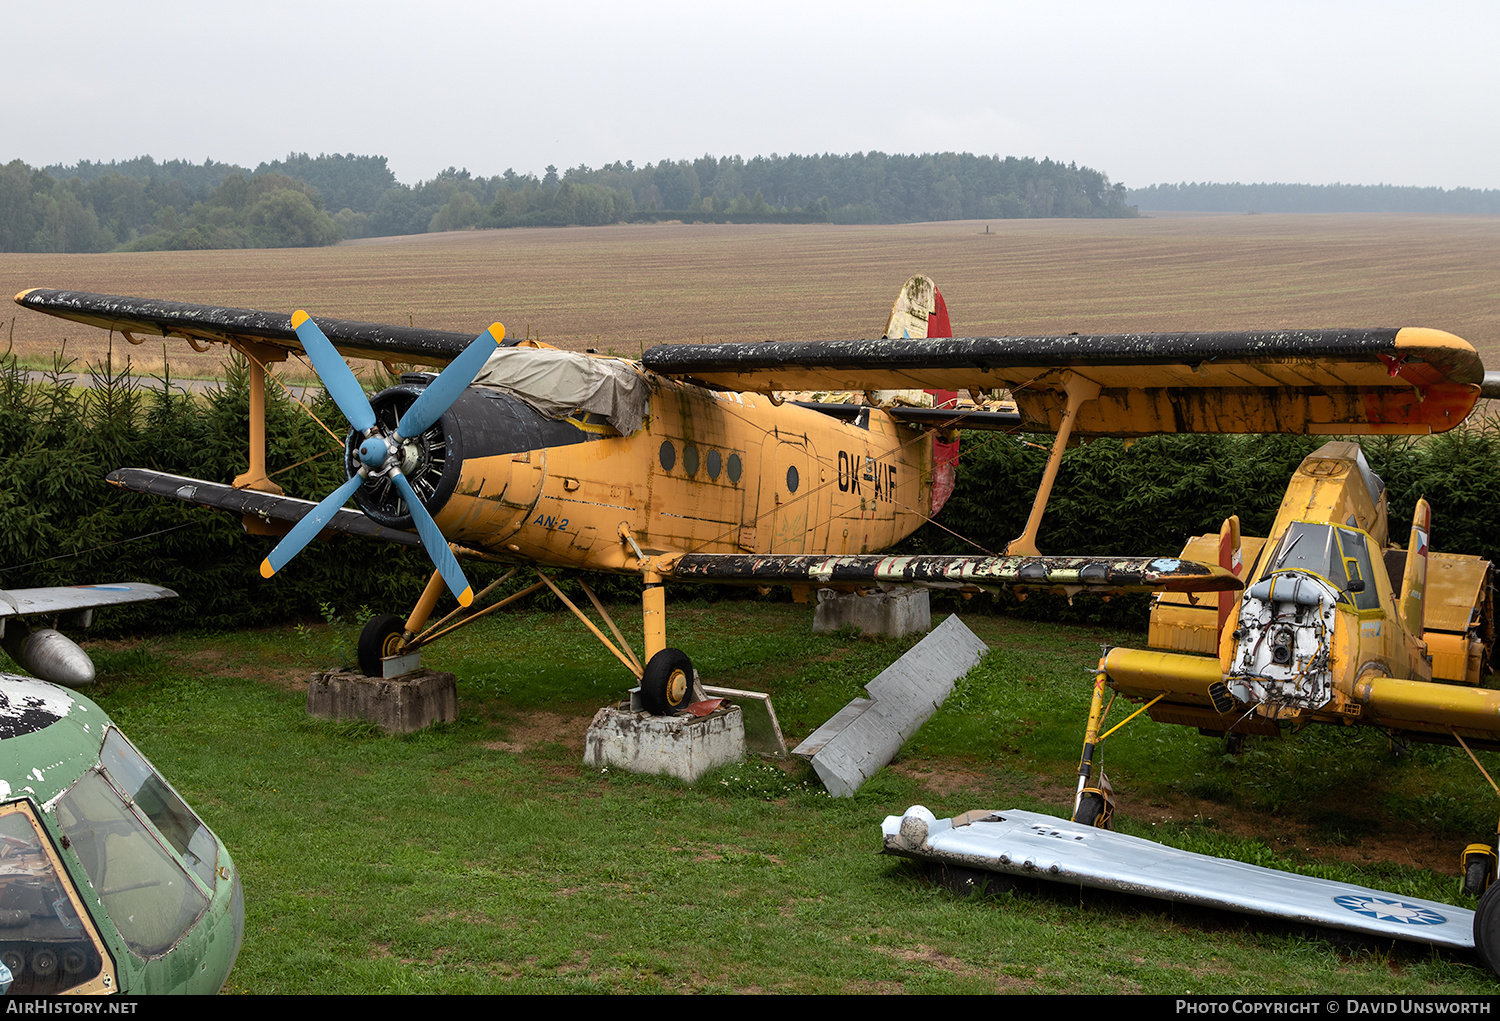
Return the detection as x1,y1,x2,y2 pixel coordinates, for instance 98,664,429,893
3,353,1498,636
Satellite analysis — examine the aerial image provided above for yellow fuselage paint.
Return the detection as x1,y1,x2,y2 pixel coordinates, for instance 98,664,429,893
433,377,935,572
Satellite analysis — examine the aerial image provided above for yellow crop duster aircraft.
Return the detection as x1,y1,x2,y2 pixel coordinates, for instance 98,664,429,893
13,281,1485,719
1069,439,1500,959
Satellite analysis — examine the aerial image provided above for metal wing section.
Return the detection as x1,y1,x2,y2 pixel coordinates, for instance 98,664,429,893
882,806,1474,950
643,329,1484,436
666,552,1243,593
0,583,177,619
15,289,482,367
106,468,422,548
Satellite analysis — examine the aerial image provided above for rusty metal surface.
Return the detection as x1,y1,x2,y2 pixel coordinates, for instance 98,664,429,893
668,552,1242,593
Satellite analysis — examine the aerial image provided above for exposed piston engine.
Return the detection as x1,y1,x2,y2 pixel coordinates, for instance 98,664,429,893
1227,570,1337,716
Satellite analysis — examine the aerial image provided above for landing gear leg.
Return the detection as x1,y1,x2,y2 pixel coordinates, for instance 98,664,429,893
1072,654,1116,829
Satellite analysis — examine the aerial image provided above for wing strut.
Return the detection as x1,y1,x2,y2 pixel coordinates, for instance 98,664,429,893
1008,371,1101,556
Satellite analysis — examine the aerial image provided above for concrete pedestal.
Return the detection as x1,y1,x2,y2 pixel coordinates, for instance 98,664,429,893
307,668,457,734
813,587,931,637
584,705,745,782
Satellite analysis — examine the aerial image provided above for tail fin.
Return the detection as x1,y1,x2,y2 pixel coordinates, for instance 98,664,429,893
1399,498,1431,634
1217,515,1243,640
883,275,961,515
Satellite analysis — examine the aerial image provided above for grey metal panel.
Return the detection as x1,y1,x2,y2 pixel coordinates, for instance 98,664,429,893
794,615,988,797
881,806,1474,950
0,583,177,619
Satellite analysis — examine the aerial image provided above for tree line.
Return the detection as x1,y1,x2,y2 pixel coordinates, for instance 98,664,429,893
1129,181,1500,214
1,150,1137,253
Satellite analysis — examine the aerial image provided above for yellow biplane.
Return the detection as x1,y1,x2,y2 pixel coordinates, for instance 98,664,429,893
12,280,1485,719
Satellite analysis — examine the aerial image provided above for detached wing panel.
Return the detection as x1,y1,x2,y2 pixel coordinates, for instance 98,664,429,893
643,328,1482,436
667,552,1242,593
15,289,481,367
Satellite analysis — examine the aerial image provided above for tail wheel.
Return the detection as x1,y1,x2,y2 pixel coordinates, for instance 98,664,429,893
358,614,407,677
1463,843,1497,898
641,648,694,715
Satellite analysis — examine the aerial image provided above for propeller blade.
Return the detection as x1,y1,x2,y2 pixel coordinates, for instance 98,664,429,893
397,323,505,439
260,471,367,579
390,471,473,607
292,310,377,434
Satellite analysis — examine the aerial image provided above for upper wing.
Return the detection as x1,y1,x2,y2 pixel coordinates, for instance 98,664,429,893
665,552,1242,593
14,288,485,367
642,329,1484,436
0,582,177,619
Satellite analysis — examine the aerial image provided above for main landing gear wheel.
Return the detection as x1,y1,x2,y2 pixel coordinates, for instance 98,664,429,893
1475,880,1500,976
640,648,694,715
358,614,406,677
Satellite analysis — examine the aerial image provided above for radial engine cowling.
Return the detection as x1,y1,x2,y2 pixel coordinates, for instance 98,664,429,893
1226,571,1338,717
345,377,597,530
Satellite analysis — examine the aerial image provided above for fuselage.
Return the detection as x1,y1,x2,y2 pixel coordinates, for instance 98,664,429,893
386,372,941,572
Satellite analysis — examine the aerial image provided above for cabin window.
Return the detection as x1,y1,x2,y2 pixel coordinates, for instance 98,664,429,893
1335,527,1382,611
683,445,700,478
727,454,743,484
706,450,722,480
658,441,676,472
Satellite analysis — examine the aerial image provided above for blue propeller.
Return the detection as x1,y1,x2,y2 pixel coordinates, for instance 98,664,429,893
260,312,507,607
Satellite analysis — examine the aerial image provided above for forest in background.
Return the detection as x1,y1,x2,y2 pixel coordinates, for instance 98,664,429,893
1,151,1134,253
1130,181,1500,214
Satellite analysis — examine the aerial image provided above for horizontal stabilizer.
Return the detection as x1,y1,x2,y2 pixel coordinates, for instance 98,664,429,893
106,468,422,547
668,552,1243,593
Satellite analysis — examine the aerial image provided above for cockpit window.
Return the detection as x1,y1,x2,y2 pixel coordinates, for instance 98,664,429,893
1262,521,1381,609
54,772,208,959
99,729,218,888
0,803,112,994
1266,522,1343,586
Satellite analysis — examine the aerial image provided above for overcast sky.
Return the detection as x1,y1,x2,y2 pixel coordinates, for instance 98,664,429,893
10,0,1498,190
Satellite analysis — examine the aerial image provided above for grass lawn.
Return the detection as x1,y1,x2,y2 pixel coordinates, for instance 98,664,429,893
78,598,1500,994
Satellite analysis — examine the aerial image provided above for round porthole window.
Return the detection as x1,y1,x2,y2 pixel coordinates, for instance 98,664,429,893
706,449,722,480
683,445,700,477
727,453,742,483
659,441,676,472
786,465,800,493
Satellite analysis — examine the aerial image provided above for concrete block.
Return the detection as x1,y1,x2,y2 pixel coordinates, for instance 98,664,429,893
307,668,457,734
793,615,988,796
813,587,931,637
584,705,745,782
